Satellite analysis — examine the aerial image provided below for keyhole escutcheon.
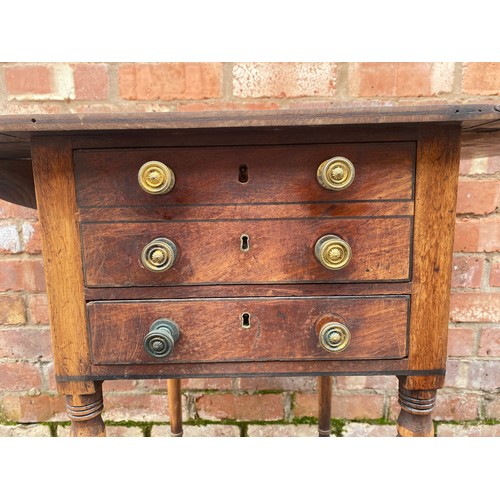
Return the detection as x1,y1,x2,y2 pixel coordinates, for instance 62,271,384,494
240,234,250,252
241,312,251,328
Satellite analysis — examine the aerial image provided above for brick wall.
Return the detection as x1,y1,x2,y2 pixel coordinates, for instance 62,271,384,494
0,62,498,437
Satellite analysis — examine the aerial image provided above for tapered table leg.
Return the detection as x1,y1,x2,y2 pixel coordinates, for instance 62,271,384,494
318,376,332,437
167,378,183,437
66,381,106,437
397,381,437,437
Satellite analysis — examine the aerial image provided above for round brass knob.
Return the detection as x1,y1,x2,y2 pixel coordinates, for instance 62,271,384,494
138,161,175,194
317,156,355,191
143,318,180,358
141,238,178,272
314,234,352,270
318,321,351,353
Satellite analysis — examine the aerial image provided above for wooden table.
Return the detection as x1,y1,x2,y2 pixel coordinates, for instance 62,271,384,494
1,105,499,436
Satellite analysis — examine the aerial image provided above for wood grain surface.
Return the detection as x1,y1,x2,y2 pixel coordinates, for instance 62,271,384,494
74,142,415,207
31,137,95,395
405,125,461,390
87,296,409,365
81,217,412,287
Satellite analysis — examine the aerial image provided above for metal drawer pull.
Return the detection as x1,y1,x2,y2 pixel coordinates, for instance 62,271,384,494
318,321,351,353
141,237,178,272
138,161,175,194
314,234,352,270
143,318,180,358
317,156,355,191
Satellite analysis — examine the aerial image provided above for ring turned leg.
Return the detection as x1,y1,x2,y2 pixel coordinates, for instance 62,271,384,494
167,378,183,437
397,383,437,437
66,381,105,437
318,376,332,437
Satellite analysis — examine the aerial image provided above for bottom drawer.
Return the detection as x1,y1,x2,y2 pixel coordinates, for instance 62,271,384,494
88,296,409,365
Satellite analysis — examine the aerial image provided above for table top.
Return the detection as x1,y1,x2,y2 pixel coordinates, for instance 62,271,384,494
0,103,499,158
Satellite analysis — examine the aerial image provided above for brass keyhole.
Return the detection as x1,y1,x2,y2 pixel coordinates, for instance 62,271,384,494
240,234,250,252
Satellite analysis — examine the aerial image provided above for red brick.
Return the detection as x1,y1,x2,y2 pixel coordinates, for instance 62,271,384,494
119,63,222,101
22,221,43,254
453,220,479,252
5,64,53,95
335,375,397,391
478,328,500,357
0,259,46,292
238,376,316,392
456,180,499,215
0,103,63,115
350,63,434,97
467,360,500,390
104,394,185,422
443,359,468,389
72,63,109,100
294,393,385,420
233,63,337,98
26,294,49,325
177,102,280,112
451,255,484,288
195,393,284,421
0,327,52,360
0,362,42,391
449,292,500,322
447,327,475,357
0,394,66,422
463,62,500,95
103,379,141,392
483,395,500,419
453,217,500,253
180,377,234,391
433,392,480,421
0,200,37,220
0,294,26,324
490,259,500,287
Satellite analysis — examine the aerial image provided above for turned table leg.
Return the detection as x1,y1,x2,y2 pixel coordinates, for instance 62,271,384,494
66,381,105,437
167,379,183,437
318,376,332,437
397,381,437,437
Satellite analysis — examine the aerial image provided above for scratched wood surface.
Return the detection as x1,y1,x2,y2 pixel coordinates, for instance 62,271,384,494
81,217,412,287
87,296,409,365
74,142,415,207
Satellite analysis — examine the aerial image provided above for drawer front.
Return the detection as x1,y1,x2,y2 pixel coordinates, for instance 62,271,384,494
82,217,412,287
88,296,409,365
74,142,415,208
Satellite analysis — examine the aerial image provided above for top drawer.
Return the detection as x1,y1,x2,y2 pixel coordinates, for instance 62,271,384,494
74,142,415,208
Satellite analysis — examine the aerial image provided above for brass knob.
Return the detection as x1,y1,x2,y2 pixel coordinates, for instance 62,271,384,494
318,321,351,353
141,238,178,272
143,318,180,358
138,161,175,194
317,156,355,191
315,234,352,270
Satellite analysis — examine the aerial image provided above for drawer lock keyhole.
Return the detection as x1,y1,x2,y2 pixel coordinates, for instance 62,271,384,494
239,164,249,183
240,234,250,252
241,312,251,328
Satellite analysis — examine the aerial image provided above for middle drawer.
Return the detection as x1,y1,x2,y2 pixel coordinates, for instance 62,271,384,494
81,217,412,287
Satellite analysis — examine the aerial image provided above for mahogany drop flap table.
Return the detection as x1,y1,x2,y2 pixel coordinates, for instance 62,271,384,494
1,105,499,437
